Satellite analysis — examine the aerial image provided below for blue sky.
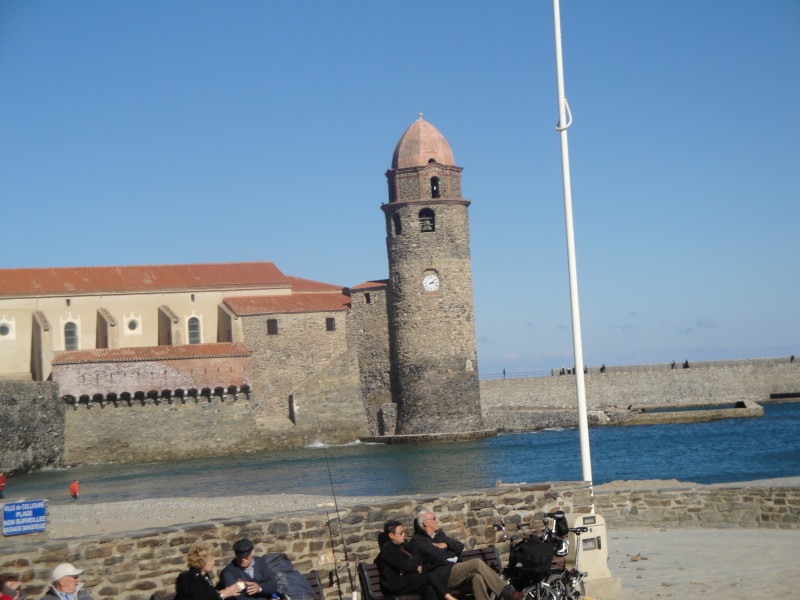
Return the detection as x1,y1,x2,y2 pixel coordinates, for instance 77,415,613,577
1,1,798,375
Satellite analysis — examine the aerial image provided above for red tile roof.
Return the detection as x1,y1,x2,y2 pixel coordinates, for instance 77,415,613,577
224,292,351,316
52,343,252,365
287,275,347,293
350,279,389,290
0,262,291,297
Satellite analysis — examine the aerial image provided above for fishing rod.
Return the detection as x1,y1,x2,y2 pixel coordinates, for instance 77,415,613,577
325,510,345,600
316,416,358,600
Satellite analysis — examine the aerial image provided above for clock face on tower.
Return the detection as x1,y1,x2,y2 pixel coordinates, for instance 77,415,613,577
422,273,440,292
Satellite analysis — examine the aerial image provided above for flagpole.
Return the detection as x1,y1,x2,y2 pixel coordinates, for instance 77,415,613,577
552,0,594,493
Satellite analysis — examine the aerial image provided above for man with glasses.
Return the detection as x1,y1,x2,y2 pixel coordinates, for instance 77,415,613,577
409,510,464,566
41,564,94,600
409,509,523,600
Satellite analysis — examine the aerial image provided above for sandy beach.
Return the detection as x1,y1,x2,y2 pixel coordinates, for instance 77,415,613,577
40,479,799,600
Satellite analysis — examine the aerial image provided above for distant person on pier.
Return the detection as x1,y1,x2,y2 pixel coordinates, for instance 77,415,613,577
502,369,506,379
683,360,690,369
42,563,94,600
560,367,565,375
69,479,79,503
600,364,606,374
671,361,676,370
583,365,588,374
791,355,796,363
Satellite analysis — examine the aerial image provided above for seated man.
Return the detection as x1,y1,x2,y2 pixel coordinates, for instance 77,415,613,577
219,539,279,600
408,509,523,600
42,564,94,600
376,520,456,600
408,509,464,568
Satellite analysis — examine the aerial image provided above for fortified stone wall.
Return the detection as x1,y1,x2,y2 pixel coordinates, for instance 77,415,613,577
241,311,349,420
64,394,266,464
2,481,798,600
0,381,63,474
480,361,800,420
346,287,391,435
285,346,369,444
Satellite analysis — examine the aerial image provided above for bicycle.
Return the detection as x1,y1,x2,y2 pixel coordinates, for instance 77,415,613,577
493,519,559,600
539,512,589,600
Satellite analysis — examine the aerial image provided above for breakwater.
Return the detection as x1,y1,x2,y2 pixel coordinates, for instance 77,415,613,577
1,480,798,600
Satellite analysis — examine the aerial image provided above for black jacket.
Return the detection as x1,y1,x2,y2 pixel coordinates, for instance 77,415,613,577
175,568,221,600
219,555,279,600
375,541,451,600
408,529,464,572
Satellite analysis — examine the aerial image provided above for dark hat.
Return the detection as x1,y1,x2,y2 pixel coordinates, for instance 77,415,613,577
233,538,255,557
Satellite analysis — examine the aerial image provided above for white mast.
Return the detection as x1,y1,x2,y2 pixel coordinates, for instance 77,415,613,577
552,0,594,492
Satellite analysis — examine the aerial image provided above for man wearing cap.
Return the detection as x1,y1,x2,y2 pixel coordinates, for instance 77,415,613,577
41,564,94,600
219,539,279,600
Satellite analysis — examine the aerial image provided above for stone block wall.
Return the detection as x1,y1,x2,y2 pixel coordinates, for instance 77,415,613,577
0,482,592,600
241,311,349,420
3,481,798,600
595,483,800,529
0,381,63,474
480,361,800,417
63,394,266,464
287,346,370,444
346,287,391,435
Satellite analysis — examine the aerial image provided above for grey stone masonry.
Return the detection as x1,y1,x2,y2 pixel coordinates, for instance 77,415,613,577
2,481,797,600
383,195,482,434
0,381,63,474
347,286,392,434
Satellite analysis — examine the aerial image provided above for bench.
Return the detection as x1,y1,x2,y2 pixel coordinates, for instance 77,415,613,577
150,570,324,600
358,546,502,600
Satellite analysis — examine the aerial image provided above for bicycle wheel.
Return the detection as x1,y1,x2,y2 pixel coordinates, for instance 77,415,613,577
543,574,569,600
522,583,559,600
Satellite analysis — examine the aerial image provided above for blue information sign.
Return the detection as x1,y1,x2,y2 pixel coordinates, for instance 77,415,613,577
2,500,47,536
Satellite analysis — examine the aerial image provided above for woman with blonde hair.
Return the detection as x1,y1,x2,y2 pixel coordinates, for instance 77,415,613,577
176,542,243,600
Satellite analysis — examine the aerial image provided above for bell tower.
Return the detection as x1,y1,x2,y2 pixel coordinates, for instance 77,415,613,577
382,115,483,435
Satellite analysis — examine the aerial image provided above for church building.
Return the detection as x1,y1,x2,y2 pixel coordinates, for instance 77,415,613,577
0,116,485,459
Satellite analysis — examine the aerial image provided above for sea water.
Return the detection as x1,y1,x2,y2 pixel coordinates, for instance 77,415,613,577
7,401,800,504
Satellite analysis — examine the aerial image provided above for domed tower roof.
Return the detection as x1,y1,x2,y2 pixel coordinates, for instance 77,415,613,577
391,114,455,169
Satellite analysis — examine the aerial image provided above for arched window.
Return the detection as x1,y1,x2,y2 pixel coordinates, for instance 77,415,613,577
64,322,78,351
393,213,402,235
419,208,435,232
431,176,440,198
188,317,201,344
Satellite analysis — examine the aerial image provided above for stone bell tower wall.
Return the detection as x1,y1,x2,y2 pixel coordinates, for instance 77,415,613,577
383,200,481,434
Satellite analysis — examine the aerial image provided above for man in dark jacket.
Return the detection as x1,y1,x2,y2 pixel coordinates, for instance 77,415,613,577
408,510,522,600
376,520,455,600
219,539,279,600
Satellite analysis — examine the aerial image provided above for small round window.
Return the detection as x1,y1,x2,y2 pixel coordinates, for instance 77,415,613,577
0,324,10,336
128,320,138,331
